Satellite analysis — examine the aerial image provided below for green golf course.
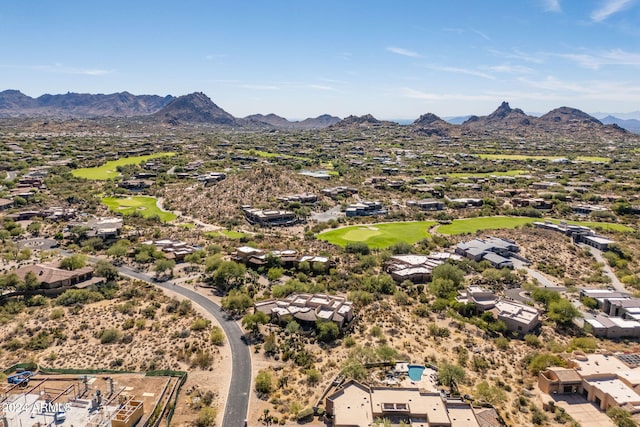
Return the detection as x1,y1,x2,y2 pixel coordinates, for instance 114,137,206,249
318,217,632,248
101,196,177,222
318,221,437,249
72,152,175,180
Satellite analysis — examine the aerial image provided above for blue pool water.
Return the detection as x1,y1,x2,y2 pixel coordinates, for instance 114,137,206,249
408,364,425,381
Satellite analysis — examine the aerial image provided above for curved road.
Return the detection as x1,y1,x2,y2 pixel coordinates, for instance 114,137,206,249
116,265,251,427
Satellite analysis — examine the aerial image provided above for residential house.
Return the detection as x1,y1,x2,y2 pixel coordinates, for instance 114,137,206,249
232,246,335,271
117,180,153,191
539,353,640,413
242,207,297,226
0,198,14,211
447,197,484,208
345,201,387,217
456,287,540,333
511,197,553,210
456,286,498,311
325,380,480,427
322,186,358,199
142,239,199,262
385,253,462,283
196,172,226,186
13,264,102,294
254,293,354,331
406,199,445,211
493,300,540,334
573,204,610,216
69,216,123,239
276,193,318,204
533,221,615,250
454,237,519,269
580,289,640,338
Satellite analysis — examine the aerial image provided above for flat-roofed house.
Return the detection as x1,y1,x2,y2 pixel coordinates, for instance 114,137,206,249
494,300,540,334
326,380,480,427
539,353,640,413
254,293,354,331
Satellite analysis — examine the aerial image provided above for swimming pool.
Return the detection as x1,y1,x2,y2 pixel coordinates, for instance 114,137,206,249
407,364,425,381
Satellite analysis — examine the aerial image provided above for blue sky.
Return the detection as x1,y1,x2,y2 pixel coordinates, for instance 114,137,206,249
1,0,639,119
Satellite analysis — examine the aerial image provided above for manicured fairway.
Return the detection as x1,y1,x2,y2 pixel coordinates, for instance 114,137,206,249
72,152,175,180
547,219,633,233
475,154,610,163
205,230,248,239
437,217,535,235
437,216,633,235
317,221,437,249
101,196,177,222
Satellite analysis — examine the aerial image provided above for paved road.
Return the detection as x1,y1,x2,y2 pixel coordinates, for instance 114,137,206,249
116,265,251,427
512,258,561,288
580,244,625,292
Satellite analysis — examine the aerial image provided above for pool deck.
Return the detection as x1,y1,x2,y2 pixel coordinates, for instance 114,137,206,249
401,367,438,391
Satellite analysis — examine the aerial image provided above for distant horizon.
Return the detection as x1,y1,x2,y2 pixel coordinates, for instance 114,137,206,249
3,88,640,122
1,1,639,119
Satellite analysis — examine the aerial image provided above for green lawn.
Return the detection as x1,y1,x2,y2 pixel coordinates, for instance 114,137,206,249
437,216,633,235
445,170,528,178
437,217,535,235
72,152,175,180
546,219,633,232
475,154,610,163
101,196,177,222
205,230,248,239
317,221,437,249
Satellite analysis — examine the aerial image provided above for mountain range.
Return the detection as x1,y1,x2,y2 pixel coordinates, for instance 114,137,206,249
0,89,174,118
0,90,637,138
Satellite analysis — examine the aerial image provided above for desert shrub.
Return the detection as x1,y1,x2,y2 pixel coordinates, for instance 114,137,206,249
210,326,225,346
191,351,214,369
56,289,103,306
345,242,370,255
255,370,273,394
296,407,314,422
191,318,211,331
50,308,65,320
100,328,122,344
195,407,217,427
122,318,135,330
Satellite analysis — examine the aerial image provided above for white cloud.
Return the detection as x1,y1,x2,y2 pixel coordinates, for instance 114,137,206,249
488,64,535,74
519,76,640,101
590,0,634,22
307,84,337,92
400,88,495,101
444,27,491,40
542,0,562,12
386,47,422,58
489,49,545,64
14,64,114,75
425,65,495,80
237,84,280,90
555,48,640,69
471,29,491,40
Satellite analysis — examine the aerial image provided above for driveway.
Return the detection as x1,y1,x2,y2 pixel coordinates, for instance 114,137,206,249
116,264,252,427
580,244,626,292
547,393,615,427
512,259,562,288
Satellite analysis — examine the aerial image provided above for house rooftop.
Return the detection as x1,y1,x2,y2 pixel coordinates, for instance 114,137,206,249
572,353,630,377
587,378,640,405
